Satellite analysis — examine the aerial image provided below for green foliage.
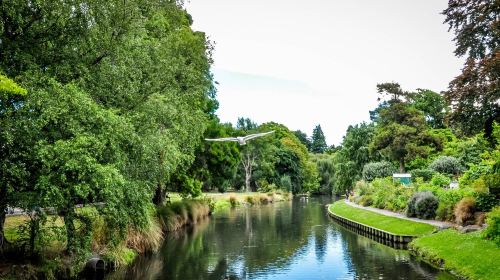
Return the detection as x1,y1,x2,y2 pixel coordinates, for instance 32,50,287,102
483,206,500,246
410,169,435,182
431,173,451,188
408,89,448,129
362,161,396,181
352,178,413,212
407,191,439,220
0,0,215,260
370,99,442,172
217,181,231,193
293,130,312,151
474,192,499,212
311,124,327,153
334,122,377,194
311,153,336,194
429,156,463,176
279,175,293,192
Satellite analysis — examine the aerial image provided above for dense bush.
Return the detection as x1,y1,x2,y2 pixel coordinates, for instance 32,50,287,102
416,182,475,221
352,178,413,212
454,197,476,225
362,161,396,181
482,206,500,246
217,181,231,193
407,191,439,219
431,173,451,188
474,192,499,212
410,169,435,182
429,156,464,176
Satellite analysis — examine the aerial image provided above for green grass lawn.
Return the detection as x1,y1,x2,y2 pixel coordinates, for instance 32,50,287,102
329,200,436,236
410,229,500,280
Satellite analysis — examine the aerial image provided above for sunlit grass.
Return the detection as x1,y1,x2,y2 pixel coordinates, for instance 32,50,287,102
329,200,435,236
410,229,500,280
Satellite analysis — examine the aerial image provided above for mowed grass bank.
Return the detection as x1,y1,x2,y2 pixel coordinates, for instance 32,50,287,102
328,200,436,236
409,229,500,280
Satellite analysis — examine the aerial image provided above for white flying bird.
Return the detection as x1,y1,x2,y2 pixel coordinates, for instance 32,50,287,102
205,131,275,145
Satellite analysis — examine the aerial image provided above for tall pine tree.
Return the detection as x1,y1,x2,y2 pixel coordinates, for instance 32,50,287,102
311,125,327,153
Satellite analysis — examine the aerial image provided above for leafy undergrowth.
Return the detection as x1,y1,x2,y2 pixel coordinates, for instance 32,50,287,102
329,200,436,235
410,229,500,280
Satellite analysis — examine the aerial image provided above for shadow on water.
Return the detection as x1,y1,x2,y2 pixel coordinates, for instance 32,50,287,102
107,196,455,280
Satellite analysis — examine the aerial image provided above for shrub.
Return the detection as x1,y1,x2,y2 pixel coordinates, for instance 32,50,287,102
474,192,499,212
359,195,373,206
484,173,500,199
258,182,277,193
229,196,238,208
436,202,454,221
354,180,373,196
431,173,451,188
429,156,464,176
217,181,230,193
362,161,396,181
454,197,476,225
410,169,435,182
245,195,255,205
407,191,439,219
482,206,500,246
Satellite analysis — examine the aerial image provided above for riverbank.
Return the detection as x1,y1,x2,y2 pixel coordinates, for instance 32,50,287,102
409,229,500,280
1,199,212,279
329,200,436,236
205,191,292,213
328,200,500,280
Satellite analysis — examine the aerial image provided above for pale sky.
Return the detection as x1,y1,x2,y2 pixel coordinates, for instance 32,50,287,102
185,0,463,145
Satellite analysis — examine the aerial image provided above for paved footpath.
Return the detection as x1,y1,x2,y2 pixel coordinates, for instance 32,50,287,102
344,200,453,229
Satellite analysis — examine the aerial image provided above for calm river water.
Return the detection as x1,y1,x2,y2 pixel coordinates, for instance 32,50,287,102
108,196,455,280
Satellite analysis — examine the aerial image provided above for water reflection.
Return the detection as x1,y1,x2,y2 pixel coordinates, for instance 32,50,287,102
108,197,454,280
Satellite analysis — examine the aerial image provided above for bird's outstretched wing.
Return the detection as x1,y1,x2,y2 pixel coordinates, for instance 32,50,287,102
205,137,239,142
243,131,275,141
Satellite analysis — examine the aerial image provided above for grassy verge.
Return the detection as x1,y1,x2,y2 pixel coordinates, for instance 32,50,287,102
329,200,435,236
204,191,292,213
409,229,500,280
157,200,211,232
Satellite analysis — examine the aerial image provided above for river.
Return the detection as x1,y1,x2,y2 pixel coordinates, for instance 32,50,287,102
108,196,455,280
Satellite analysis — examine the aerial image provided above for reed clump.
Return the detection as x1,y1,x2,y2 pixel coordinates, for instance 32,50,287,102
157,200,211,232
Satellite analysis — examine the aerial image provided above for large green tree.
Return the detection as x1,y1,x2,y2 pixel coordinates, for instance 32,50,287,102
0,0,216,256
408,89,448,129
0,73,28,251
334,123,377,195
370,84,442,172
442,0,500,137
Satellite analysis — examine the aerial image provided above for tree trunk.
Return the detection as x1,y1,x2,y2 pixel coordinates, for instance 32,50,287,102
153,183,165,205
245,166,252,192
399,158,405,173
0,206,6,253
242,152,254,192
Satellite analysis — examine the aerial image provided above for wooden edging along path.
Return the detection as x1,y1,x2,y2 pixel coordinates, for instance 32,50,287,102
327,205,416,247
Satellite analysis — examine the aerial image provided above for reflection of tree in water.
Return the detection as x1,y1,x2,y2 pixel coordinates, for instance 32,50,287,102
313,225,328,264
